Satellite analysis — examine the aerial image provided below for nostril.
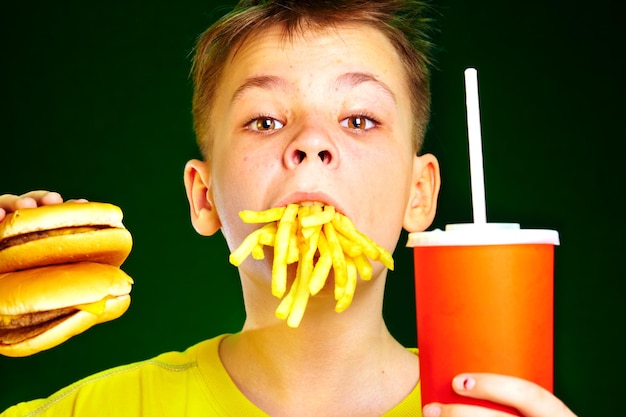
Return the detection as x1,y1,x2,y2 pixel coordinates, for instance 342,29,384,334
318,150,331,164
293,150,306,164
288,149,332,166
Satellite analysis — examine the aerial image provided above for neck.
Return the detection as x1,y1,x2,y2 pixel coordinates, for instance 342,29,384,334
219,272,419,417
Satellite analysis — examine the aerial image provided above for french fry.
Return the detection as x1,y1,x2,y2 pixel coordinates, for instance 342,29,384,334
323,222,347,300
228,224,274,266
258,223,277,246
372,241,394,271
239,206,286,223
332,213,380,261
252,244,265,260
287,272,311,328
336,233,363,257
272,204,299,297
299,204,318,239
286,231,299,264
275,273,298,320
285,225,320,327
309,233,332,295
229,202,395,328
300,205,335,228
335,257,357,313
352,253,373,281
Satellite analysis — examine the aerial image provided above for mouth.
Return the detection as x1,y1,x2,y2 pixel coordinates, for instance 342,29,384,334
274,191,345,215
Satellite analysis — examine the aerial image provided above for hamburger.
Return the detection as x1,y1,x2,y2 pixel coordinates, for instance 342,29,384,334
0,262,133,357
0,201,134,356
0,202,133,273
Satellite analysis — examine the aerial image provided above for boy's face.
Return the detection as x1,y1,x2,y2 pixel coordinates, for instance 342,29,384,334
186,22,439,283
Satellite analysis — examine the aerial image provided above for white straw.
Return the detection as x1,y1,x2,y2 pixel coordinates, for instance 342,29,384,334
464,68,487,224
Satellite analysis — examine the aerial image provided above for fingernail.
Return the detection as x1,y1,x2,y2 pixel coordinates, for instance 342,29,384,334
423,404,441,417
453,374,476,391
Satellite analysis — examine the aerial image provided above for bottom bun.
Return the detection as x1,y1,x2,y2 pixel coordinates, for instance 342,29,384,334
0,295,130,357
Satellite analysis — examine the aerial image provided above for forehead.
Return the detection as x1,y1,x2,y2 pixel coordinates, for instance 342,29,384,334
219,22,411,101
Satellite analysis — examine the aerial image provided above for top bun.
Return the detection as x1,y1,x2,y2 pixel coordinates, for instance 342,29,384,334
0,202,125,239
0,202,132,273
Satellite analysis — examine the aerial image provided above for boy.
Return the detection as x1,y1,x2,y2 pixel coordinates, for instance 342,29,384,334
1,1,576,416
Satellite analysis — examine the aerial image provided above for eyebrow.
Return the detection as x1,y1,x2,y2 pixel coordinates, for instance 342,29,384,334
230,71,397,105
335,72,397,104
231,75,291,105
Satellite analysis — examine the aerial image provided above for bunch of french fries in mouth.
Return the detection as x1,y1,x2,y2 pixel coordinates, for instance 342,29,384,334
229,202,394,328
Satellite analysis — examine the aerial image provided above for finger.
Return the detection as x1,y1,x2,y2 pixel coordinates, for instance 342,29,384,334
0,191,57,212
38,191,64,205
0,191,54,222
451,374,577,417
0,194,88,222
0,194,35,211
0,194,26,222
423,402,516,417
16,191,63,207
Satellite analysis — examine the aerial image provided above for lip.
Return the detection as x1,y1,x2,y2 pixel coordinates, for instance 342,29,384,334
274,191,345,215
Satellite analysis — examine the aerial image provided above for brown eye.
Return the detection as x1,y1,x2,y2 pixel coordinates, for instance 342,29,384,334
249,117,284,132
340,115,376,130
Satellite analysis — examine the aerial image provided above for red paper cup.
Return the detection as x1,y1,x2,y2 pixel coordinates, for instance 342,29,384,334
407,223,559,416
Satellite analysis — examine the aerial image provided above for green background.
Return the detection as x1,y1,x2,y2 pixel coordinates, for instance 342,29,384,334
1,1,623,414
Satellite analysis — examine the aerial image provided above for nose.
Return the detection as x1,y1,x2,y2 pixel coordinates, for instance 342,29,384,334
283,125,339,169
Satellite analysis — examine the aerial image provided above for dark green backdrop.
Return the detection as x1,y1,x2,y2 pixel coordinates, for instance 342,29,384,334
1,1,623,415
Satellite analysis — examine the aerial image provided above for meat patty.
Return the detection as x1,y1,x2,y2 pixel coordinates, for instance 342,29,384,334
0,306,77,330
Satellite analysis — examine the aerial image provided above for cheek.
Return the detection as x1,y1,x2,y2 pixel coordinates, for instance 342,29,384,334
357,153,412,249
361,146,411,197
212,151,279,246
215,150,263,196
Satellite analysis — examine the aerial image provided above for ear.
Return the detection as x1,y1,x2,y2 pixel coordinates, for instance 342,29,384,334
183,159,221,236
403,153,441,232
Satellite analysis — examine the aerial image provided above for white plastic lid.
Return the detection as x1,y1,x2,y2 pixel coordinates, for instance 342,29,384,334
406,223,560,247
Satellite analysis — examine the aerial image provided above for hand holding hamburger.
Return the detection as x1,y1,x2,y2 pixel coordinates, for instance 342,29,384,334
0,193,134,357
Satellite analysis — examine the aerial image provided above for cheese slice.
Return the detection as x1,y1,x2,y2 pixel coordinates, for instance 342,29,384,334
74,298,109,316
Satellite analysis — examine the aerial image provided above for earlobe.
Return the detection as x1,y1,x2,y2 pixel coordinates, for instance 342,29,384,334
403,153,441,233
183,159,221,236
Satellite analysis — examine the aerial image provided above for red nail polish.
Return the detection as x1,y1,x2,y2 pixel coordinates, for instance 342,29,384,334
462,376,475,391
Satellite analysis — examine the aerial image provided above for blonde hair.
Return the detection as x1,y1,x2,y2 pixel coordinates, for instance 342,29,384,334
191,0,436,157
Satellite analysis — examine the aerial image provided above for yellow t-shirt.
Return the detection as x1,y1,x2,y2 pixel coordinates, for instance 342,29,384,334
2,334,421,416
